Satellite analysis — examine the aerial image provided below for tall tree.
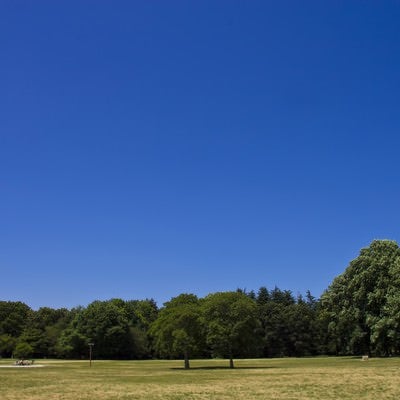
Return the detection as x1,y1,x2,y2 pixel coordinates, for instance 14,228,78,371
124,299,158,359
256,287,270,305
284,300,319,356
27,307,72,358
202,291,260,368
370,255,400,354
0,301,31,338
320,240,400,355
0,301,32,358
149,294,203,369
68,300,134,359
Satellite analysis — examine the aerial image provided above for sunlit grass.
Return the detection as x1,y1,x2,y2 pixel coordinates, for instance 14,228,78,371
1,357,400,399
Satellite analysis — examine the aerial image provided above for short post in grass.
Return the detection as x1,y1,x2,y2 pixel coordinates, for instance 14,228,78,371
88,343,94,367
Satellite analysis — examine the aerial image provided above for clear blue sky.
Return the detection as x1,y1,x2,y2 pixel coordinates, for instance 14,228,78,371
1,1,400,310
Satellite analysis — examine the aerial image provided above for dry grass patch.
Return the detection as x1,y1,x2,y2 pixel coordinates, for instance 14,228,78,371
1,358,400,399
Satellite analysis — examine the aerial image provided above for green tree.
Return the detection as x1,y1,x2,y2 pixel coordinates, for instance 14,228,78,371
285,299,319,356
258,300,288,357
270,287,295,306
371,255,400,354
55,326,88,358
17,328,48,358
0,301,32,337
150,294,203,369
320,240,400,355
125,299,158,331
72,300,134,359
0,334,16,358
124,299,159,359
202,291,260,368
13,342,33,359
21,307,72,358
256,286,270,305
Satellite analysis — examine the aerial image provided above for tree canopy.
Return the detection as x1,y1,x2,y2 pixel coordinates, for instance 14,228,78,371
202,291,260,368
320,240,400,355
149,294,203,369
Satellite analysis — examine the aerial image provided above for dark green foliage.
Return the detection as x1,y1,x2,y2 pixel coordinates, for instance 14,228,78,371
320,240,400,356
270,287,296,306
69,300,136,359
0,301,32,338
17,328,48,358
285,300,319,356
0,301,32,358
125,299,158,331
202,291,261,368
149,294,203,369
124,299,159,358
25,307,72,358
256,287,270,305
0,334,16,358
256,286,319,357
55,327,88,358
54,299,160,360
13,341,33,359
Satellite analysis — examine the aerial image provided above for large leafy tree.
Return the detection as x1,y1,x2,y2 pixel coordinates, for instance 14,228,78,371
124,299,159,359
149,294,203,369
55,299,158,360
0,334,16,358
66,299,134,359
125,299,158,331
370,255,400,354
261,304,285,357
0,301,32,338
25,307,72,358
202,291,260,368
320,240,400,355
13,341,34,359
0,301,32,358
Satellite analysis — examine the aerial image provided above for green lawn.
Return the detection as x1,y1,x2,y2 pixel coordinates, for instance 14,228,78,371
1,357,399,399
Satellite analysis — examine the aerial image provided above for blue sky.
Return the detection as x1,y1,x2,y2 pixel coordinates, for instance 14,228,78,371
1,1,400,309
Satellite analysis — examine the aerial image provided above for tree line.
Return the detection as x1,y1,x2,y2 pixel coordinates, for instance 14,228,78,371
1,240,400,368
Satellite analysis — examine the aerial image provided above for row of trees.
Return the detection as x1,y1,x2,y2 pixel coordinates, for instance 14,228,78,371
1,240,400,367
0,289,317,368
0,299,158,361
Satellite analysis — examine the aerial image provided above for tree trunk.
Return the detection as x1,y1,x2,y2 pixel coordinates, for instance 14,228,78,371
184,351,190,369
229,357,234,369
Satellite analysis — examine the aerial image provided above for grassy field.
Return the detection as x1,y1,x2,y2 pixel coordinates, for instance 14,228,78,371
1,357,400,399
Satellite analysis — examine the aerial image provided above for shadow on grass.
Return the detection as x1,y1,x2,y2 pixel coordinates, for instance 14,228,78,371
170,366,277,370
